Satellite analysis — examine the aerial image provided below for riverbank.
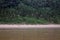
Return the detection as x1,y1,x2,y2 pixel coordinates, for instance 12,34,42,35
0,24,60,29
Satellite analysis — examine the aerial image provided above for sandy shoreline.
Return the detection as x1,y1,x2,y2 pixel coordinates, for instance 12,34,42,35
0,24,60,29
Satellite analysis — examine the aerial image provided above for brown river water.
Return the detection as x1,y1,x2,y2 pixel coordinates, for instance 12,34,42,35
0,28,60,40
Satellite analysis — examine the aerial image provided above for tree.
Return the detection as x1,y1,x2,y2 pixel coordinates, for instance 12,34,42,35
0,0,20,8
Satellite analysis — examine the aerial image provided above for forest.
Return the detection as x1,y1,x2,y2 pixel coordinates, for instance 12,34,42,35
0,0,60,24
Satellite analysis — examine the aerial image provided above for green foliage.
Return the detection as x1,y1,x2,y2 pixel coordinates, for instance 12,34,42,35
0,0,60,24
0,16,48,24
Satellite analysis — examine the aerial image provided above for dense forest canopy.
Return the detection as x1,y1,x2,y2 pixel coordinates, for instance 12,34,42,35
0,0,60,24
0,0,20,8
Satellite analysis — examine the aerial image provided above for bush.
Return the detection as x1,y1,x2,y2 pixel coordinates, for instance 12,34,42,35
0,16,48,24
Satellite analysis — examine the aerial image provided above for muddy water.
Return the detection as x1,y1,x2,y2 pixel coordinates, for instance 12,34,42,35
0,28,60,40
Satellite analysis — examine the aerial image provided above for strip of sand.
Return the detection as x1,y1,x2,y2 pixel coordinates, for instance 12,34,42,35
0,24,60,29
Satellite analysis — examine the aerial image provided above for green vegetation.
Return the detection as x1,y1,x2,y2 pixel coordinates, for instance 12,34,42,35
0,16,48,24
0,0,60,24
